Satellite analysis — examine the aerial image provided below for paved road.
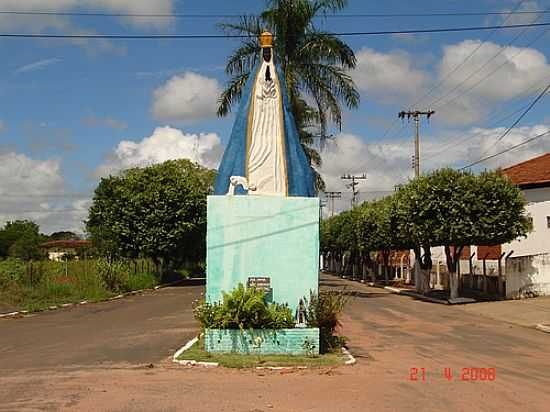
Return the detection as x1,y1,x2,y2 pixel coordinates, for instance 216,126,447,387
1,275,549,411
0,285,202,373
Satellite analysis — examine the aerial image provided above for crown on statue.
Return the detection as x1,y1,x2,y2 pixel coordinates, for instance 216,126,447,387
259,31,273,48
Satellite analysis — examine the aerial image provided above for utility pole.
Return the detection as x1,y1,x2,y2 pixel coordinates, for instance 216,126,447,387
398,110,435,177
319,199,327,221
324,191,342,217
340,174,367,208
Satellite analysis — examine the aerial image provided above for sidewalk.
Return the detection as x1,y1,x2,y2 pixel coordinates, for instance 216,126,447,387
457,295,550,329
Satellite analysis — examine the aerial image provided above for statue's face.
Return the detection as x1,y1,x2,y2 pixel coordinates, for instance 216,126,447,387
262,47,271,63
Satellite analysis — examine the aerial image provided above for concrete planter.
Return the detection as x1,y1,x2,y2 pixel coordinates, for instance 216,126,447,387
205,328,319,355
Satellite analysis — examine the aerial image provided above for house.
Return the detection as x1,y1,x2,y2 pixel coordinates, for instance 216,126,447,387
500,153,550,297
39,240,91,261
502,153,550,256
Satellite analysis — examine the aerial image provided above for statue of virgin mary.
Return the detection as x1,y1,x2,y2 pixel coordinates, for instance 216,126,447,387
214,32,315,197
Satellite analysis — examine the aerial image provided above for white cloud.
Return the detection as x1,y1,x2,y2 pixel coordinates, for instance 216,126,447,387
500,1,541,25
152,72,222,122
15,58,61,74
0,151,88,234
0,1,174,52
434,40,550,125
319,124,550,213
353,47,428,103
95,126,223,177
0,1,174,29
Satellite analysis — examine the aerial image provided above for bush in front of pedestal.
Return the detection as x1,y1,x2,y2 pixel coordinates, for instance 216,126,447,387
307,290,349,353
194,283,294,330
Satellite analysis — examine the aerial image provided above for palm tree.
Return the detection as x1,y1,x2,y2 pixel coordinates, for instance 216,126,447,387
217,0,360,192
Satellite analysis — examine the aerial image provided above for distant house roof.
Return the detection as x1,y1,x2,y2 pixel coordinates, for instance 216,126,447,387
39,240,91,249
502,153,550,188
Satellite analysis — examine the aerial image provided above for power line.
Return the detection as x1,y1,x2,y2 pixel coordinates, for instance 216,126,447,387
432,17,550,111
474,82,550,158
460,129,550,169
398,110,435,177
341,174,367,208
429,7,549,110
324,191,342,217
409,0,527,110
422,103,531,163
366,0,525,142
1,21,550,39
2,10,550,19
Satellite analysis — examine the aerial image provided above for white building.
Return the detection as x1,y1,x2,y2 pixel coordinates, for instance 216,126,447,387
501,153,550,298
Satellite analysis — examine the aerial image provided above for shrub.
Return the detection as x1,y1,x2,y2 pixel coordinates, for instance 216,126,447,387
0,258,25,288
307,290,349,353
96,258,130,292
194,283,295,330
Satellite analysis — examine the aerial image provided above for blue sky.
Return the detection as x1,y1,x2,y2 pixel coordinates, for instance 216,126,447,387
1,0,549,232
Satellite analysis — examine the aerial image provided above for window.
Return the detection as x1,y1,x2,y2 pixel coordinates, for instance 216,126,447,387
547,216,550,229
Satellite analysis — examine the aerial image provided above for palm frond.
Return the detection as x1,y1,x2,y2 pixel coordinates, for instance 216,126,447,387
218,15,262,36
298,31,356,69
225,40,260,75
217,73,250,117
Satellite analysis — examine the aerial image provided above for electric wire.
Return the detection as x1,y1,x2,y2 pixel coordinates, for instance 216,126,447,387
459,129,550,169
407,0,527,110
428,7,550,110
1,10,550,19
1,21,550,39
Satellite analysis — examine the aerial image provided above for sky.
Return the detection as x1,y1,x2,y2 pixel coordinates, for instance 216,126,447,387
1,0,550,233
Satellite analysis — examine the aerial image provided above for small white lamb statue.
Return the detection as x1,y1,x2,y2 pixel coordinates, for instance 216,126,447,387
226,176,257,196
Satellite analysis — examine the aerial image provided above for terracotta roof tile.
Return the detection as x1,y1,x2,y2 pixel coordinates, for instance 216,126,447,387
502,153,550,186
40,240,91,249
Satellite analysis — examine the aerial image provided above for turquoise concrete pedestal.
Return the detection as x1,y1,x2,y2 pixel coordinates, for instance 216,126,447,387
206,195,319,315
205,328,320,355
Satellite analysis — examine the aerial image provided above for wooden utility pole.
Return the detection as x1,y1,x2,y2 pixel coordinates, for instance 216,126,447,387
340,174,367,208
324,191,342,217
398,110,435,177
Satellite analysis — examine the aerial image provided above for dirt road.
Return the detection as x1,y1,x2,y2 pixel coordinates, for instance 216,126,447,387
1,275,549,411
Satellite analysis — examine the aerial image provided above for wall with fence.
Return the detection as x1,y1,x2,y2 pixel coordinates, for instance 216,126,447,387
506,253,550,298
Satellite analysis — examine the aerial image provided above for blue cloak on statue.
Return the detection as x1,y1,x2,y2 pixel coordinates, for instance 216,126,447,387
214,60,315,197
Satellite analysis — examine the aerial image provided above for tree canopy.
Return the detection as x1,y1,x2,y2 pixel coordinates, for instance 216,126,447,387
320,168,532,295
0,220,46,261
86,159,216,271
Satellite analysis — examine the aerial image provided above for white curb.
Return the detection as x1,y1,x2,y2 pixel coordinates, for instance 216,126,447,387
172,336,219,368
342,347,356,365
0,281,184,320
173,336,198,360
0,311,19,318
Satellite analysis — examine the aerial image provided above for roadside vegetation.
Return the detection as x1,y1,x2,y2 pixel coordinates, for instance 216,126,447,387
0,257,159,312
1,159,215,313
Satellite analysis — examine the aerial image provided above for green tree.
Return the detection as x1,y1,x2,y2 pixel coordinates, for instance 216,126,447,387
393,169,532,297
432,169,532,299
218,0,359,191
355,197,403,283
392,177,440,294
0,220,45,261
86,160,216,277
49,231,79,241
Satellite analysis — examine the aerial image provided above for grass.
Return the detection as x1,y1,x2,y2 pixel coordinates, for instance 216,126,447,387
0,258,160,312
177,338,345,369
